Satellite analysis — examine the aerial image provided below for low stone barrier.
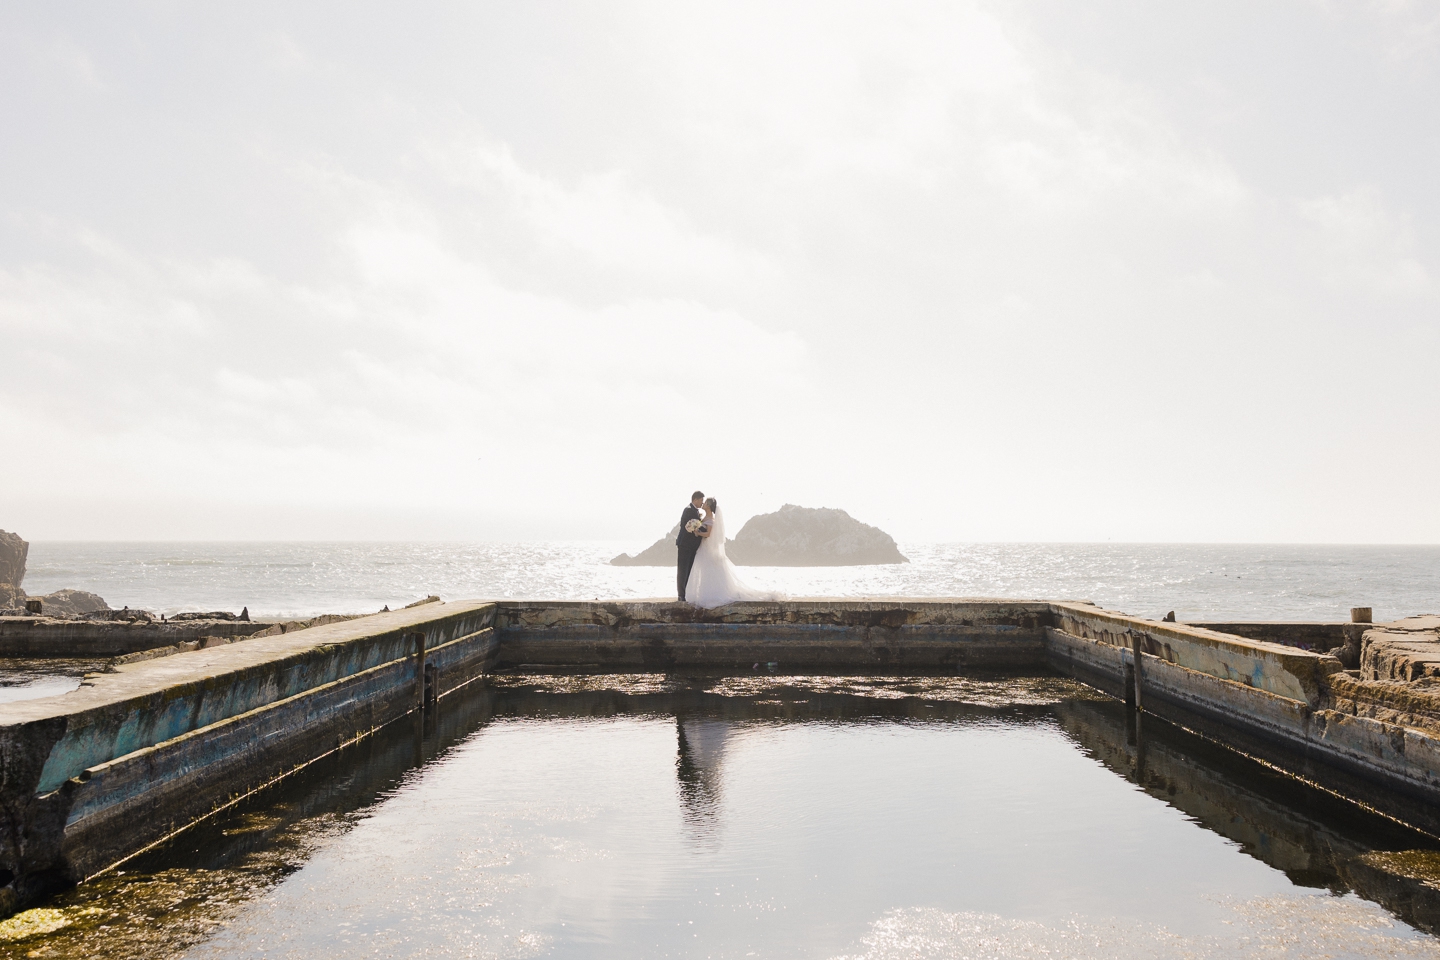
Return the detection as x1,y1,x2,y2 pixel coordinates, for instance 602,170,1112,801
0,601,497,915
1049,602,1344,705
492,599,1051,670
3,595,1440,920
1185,621,1362,652
0,618,275,657
1044,604,1440,833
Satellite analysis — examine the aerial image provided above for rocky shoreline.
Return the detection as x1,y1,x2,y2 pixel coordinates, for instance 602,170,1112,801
1,530,113,618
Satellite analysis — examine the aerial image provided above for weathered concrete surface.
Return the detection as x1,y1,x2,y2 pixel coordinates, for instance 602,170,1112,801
1187,621,1363,652
0,600,497,915
1046,626,1317,734
1361,616,1440,681
1044,605,1440,832
496,599,1440,830
493,599,1050,670
1325,673,1440,736
1050,602,1344,705
2,594,1440,921
0,618,275,657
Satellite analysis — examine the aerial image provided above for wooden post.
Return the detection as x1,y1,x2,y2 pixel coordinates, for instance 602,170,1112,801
1131,635,1143,712
413,632,427,712
1351,607,1373,624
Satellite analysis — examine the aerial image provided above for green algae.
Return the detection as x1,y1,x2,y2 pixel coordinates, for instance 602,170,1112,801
1360,851,1440,888
0,810,349,960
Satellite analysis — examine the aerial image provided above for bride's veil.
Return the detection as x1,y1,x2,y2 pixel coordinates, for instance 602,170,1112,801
710,509,726,550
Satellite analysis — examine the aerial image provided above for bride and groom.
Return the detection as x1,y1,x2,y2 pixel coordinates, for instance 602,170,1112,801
676,491,782,608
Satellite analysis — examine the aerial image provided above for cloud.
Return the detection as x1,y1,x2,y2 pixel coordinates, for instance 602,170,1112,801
1296,187,1433,297
426,139,762,282
0,166,810,524
1,0,1437,540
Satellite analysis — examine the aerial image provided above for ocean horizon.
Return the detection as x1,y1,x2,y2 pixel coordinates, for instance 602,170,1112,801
17,540,1439,624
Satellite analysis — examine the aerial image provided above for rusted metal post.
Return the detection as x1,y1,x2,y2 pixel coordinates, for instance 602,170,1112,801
1131,635,1143,712
1134,711,1146,776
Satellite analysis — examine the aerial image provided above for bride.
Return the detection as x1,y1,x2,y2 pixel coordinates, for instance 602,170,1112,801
685,498,784,608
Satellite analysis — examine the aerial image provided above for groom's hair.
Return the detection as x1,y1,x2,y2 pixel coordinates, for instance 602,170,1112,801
691,490,704,501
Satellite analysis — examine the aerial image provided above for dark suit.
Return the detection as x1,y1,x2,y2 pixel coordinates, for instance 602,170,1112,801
676,504,703,600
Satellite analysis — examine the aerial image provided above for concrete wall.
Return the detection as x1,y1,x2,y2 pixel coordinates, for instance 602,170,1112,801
1043,604,1440,835
0,618,274,657
1186,621,1361,652
493,599,1051,670
0,601,497,915
1049,602,1344,705
5,595,1440,919
498,599,1440,827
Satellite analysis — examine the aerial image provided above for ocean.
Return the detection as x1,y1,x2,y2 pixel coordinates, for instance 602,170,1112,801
19,541,1439,622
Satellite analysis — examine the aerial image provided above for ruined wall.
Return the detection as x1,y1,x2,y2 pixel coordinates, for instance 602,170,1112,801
1186,621,1361,653
0,618,274,657
1048,602,1343,705
1045,604,1440,833
0,601,497,915
492,599,1051,671
4,596,1440,921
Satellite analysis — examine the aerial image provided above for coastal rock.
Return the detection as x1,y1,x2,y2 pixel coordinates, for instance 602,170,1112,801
0,529,116,617
726,504,908,566
610,507,906,567
0,530,27,608
610,524,682,566
82,606,153,622
24,589,111,618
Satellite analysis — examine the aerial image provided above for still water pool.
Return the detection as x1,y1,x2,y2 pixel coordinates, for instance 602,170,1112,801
9,674,1440,959
0,659,106,704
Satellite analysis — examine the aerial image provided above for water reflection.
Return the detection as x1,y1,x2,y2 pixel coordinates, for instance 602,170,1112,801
6,673,1440,960
1056,696,1440,930
0,658,110,704
675,717,729,845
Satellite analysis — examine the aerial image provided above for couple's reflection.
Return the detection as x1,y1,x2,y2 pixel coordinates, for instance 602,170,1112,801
675,715,730,847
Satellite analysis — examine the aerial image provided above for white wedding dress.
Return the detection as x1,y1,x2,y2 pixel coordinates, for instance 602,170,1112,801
685,509,784,609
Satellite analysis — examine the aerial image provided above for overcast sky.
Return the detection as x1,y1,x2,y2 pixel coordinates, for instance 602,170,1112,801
2,1,1437,543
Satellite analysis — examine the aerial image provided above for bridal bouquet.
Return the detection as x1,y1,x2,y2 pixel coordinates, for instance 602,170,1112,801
685,519,704,534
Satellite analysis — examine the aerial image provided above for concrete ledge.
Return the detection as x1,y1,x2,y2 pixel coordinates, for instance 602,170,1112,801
0,618,274,657
1051,602,1343,705
58,625,500,879
1046,627,1314,740
0,601,496,914
1046,624,1440,828
493,599,1051,671
0,595,1436,922
1187,621,1362,652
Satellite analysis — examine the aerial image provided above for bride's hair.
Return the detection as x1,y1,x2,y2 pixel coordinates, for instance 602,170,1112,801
704,497,718,512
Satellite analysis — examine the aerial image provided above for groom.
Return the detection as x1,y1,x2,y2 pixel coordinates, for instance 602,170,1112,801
676,490,705,601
